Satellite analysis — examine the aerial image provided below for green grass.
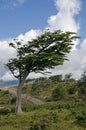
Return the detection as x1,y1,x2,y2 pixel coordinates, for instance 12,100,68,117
0,80,86,130
0,100,86,130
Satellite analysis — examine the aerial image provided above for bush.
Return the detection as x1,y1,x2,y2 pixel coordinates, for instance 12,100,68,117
77,71,86,102
76,110,86,127
32,79,53,94
29,111,59,130
52,84,68,101
29,114,41,130
29,121,41,130
2,90,9,95
68,86,77,94
10,96,16,104
49,75,62,83
0,107,11,115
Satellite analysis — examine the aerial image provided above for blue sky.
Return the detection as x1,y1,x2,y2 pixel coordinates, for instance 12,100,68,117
0,0,85,40
78,0,86,40
0,0,86,81
0,0,56,39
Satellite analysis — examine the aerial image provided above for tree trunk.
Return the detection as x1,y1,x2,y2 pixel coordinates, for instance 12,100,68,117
15,82,23,115
15,73,28,115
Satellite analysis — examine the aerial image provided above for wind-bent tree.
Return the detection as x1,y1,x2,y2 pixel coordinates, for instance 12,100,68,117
6,30,78,114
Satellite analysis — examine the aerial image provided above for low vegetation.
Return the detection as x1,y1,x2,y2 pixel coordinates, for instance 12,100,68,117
0,73,86,130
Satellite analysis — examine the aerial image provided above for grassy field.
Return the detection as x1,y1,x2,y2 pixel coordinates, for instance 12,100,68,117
0,79,86,130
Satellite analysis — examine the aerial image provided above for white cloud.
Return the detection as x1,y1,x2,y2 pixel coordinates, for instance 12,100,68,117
1,71,16,81
12,0,26,7
0,40,16,80
48,0,81,49
17,0,26,4
48,0,81,32
0,41,15,63
28,72,46,79
0,29,42,81
0,0,26,9
51,38,86,80
17,29,42,42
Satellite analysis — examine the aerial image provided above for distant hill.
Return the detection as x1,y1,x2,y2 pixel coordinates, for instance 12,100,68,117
0,80,18,88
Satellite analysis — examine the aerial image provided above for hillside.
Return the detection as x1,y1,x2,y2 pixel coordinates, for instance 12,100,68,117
0,76,86,130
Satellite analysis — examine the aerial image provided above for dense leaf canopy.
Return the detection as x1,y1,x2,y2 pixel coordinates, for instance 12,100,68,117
6,30,78,80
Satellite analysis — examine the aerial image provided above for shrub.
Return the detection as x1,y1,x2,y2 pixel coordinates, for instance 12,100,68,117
10,96,16,104
52,84,68,101
77,71,86,102
68,86,77,94
32,79,53,94
0,107,11,115
76,110,86,127
2,90,9,95
29,114,41,130
29,111,59,130
49,75,62,83
29,121,41,130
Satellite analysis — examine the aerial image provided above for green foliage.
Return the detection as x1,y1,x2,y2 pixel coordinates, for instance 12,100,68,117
29,111,59,130
32,77,50,92
0,89,9,96
49,75,62,83
28,76,78,101
68,86,77,94
0,94,86,130
2,90,9,95
34,77,48,84
52,84,68,101
1,76,86,130
6,30,78,114
6,30,78,80
0,107,11,115
67,80,77,95
78,71,86,102
25,79,35,84
0,89,12,105
29,120,41,130
10,96,16,104
75,110,86,127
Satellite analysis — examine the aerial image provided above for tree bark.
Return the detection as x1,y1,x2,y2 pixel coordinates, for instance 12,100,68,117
15,72,28,115
15,82,23,115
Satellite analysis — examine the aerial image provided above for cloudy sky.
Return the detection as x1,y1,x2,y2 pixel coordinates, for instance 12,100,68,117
0,0,86,81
